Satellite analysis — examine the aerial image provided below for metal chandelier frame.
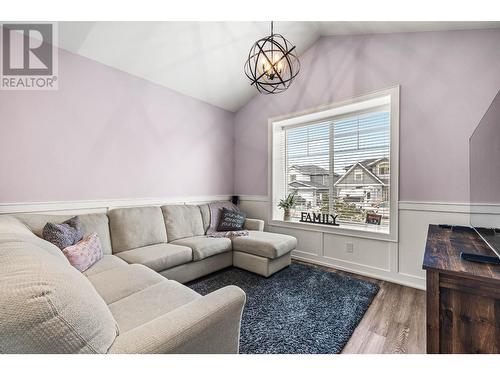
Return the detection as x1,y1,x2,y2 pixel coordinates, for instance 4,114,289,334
244,21,301,94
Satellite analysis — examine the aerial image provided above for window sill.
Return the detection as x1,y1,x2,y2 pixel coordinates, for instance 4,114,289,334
268,219,397,242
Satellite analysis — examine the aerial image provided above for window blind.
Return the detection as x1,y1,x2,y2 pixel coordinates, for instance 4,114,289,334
283,110,391,230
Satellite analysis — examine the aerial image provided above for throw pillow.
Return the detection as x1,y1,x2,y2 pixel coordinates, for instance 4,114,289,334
217,208,246,232
206,201,240,235
42,216,85,250
62,233,103,272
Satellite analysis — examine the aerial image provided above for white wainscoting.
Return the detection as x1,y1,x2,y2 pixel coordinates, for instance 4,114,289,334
0,195,233,215
1,194,491,290
239,196,478,290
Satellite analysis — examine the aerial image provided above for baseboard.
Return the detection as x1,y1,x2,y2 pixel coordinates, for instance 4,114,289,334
292,254,426,290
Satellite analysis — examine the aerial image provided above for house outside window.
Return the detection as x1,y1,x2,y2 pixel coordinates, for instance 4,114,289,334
270,87,399,240
378,162,390,176
354,170,363,181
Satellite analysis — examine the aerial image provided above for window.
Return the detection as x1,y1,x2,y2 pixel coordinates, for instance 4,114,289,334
354,170,363,181
270,87,399,239
378,162,389,176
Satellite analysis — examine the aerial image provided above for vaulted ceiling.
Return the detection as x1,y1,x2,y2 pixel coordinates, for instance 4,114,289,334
58,21,500,112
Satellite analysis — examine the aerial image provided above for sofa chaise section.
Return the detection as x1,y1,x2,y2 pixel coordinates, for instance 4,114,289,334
232,230,297,277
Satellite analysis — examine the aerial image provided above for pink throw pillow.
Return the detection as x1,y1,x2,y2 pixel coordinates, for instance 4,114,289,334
62,233,103,272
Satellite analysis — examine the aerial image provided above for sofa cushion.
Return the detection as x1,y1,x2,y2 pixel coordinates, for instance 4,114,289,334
199,204,211,233
16,213,113,255
171,236,232,261
87,264,165,304
0,241,118,353
108,206,167,253
231,230,297,259
0,215,34,239
162,205,204,242
0,216,69,264
83,254,128,277
108,280,200,333
116,243,192,272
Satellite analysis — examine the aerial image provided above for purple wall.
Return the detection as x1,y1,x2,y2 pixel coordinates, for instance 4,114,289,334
234,29,500,202
470,90,500,204
2,29,500,205
0,48,235,203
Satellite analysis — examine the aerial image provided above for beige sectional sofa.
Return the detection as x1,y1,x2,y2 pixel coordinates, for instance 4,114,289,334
0,203,297,354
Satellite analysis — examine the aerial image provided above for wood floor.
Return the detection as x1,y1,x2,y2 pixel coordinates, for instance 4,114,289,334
295,260,426,354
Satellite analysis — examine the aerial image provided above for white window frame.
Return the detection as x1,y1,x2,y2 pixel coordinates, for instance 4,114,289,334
268,86,399,242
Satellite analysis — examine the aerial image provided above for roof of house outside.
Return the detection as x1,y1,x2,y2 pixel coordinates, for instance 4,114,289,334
335,161,387,186
290,165,330,176
289,180,329,190
344,157,389,171
289,158,389,190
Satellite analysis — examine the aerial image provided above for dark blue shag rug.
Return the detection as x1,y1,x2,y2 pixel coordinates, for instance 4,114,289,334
187,262,379,354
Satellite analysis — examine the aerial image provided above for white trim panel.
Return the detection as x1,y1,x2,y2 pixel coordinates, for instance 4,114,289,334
237,196,499,290
0,195,232,214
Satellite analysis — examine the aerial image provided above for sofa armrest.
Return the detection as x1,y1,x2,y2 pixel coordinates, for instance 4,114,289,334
108,285,246,354
244,218,264,231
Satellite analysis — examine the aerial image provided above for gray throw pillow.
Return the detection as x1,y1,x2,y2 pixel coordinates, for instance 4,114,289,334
217,208,246,232
206,201,240,235
42,216,85,250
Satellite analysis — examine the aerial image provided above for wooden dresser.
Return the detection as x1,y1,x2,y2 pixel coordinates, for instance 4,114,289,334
423,225,500,354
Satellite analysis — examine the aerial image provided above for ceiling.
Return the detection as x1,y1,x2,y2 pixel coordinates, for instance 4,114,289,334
58,21,500,112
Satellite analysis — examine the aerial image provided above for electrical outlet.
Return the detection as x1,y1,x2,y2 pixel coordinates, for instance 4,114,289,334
346,242,354,253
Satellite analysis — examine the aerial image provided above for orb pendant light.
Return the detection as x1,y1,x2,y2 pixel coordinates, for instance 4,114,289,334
244,21,300,94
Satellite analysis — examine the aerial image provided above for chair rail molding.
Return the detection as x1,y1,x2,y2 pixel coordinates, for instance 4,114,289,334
0,195,233,215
